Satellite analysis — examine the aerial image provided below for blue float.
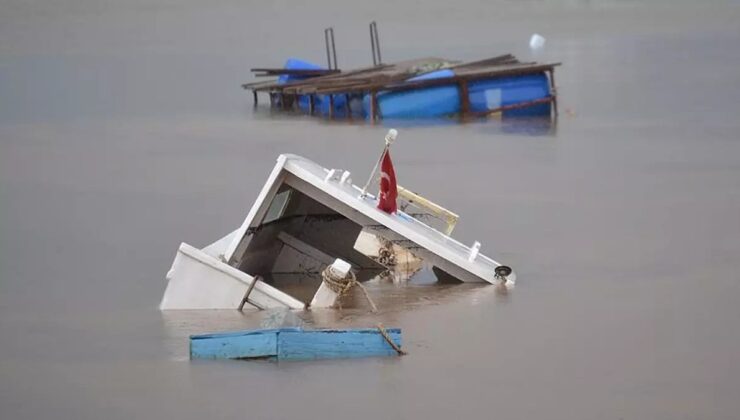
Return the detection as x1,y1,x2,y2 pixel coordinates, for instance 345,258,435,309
365,71,551,119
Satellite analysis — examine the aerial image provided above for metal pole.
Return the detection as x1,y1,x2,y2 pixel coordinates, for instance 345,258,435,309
370,23,377,66
373,22,382,64
330,28,337,70
360,129,398,198
324,28,332,69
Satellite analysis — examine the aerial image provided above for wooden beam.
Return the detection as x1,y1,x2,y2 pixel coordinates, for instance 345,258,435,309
370,90,378,121
549,69,559,117
458,80,470,120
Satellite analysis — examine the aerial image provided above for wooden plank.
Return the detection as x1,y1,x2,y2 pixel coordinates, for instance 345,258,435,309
189,328,402,360
241,79,280,90
251,68,340,76
190,329,283,359
278,328,402,361
450,54,519,70
313,62,561,95
548,69,559,116
252,58,450,95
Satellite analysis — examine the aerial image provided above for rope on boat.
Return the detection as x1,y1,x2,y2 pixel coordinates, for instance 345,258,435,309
321,265,378,313
377,239,397,267
377,323,406,356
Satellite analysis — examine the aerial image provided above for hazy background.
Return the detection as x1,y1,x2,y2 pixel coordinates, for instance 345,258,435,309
2,1,740,419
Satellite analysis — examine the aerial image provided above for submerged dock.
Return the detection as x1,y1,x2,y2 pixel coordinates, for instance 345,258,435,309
242,23,560,121
243,54,560,121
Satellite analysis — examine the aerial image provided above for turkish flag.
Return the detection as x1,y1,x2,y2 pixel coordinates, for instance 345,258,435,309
377,149,398,214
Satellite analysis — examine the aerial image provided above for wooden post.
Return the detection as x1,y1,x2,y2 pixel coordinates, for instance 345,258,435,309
310,259,352,308
328,95,335,119
309,95,315,115
549,69,559,117
344,94,351,119
252,90,258,106
458,80,470,121
370,90,379,122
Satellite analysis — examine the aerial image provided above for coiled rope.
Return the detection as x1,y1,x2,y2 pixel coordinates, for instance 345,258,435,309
321,265,378,313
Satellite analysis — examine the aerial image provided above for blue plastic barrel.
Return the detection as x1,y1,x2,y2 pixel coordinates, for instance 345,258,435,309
364,70,551,119
468,73,551,117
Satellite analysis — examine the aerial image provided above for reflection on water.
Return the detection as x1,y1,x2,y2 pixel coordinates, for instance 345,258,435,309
250,104,556,136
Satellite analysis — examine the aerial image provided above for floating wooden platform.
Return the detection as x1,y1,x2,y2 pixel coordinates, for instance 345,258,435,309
190,327,403,361
242,54,560,120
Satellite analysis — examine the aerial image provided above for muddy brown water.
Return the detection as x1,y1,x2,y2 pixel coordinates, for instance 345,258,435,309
2,1,740,419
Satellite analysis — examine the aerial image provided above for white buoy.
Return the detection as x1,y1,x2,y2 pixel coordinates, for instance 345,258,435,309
529,33,546,50
385,128,398,145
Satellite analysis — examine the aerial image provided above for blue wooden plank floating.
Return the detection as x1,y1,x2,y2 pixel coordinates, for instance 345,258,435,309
190,328,296,360
279,328,402,361
189,327,403,361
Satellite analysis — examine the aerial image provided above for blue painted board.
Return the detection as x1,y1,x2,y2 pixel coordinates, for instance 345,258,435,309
278,328,402,361
190,328,296,360
189,328,402,361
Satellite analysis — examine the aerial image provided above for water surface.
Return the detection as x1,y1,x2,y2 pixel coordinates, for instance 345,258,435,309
2,1,740,419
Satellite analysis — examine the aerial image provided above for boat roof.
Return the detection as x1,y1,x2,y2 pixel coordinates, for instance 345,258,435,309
223,154,514,284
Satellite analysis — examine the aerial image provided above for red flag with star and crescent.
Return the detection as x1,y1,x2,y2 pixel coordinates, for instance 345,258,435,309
377,149,398,214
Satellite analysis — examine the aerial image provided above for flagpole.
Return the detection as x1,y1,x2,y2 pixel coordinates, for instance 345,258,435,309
361,129,397,198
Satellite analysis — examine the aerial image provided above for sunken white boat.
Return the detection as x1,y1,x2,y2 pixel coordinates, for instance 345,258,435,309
160,152,515,310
